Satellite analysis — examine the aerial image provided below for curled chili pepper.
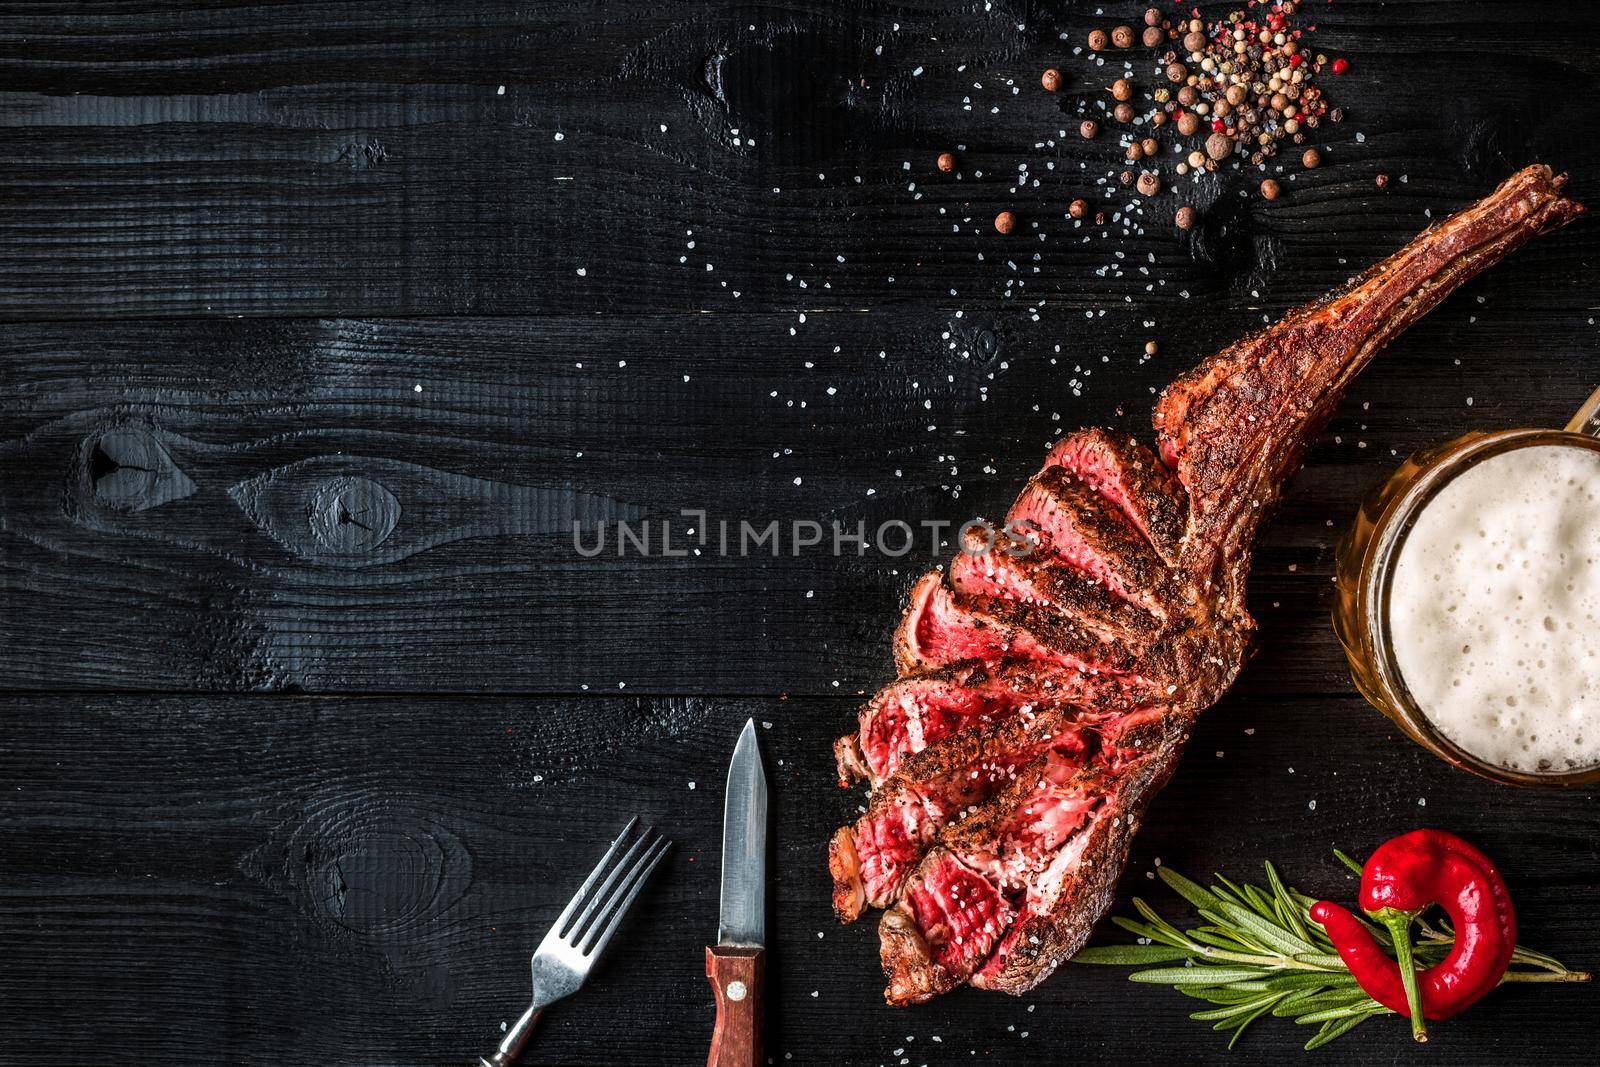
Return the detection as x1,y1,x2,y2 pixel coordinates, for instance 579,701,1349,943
1310,830,1516,1043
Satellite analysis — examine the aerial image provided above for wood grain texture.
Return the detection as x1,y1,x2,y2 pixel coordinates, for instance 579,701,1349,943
4,304,1595,694
0,692,1594,1067
4,1,1600,1064
0,1,1596,317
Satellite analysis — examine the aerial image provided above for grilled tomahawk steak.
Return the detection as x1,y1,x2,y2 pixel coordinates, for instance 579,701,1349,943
827,165,1582,1005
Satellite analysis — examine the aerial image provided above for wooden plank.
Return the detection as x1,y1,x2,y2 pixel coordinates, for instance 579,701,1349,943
0,1,1595,317
4,304,1593,693
0,691,1594,1066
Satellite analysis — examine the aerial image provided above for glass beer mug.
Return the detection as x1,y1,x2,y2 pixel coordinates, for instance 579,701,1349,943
1332,386,1600,788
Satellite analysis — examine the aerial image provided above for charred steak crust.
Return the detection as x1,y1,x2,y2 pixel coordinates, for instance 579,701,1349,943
827,165,1582,1005
1043,429,1187,564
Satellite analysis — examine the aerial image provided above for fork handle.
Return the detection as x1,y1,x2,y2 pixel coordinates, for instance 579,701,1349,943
705,945,764,1067
478,1003,542,1067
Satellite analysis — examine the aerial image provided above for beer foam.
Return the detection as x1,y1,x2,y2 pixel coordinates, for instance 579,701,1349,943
1389,443,1600,773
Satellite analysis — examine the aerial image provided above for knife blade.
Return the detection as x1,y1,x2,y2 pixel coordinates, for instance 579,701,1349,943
706,718,766,1067
718,717,767,946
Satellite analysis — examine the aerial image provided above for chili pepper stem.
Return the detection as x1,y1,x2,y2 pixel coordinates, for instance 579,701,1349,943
1378,910,1429,1043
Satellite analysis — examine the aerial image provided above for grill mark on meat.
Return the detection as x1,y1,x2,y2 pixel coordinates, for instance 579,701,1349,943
1007,467,1175,612
949,525,1164,645
830,704,1098,922
832,165,1582,1005
1043,429,1186,564
835,660,1135,787
893,571,1150,679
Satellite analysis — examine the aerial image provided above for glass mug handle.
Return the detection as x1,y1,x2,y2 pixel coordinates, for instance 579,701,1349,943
1566,385,1600,437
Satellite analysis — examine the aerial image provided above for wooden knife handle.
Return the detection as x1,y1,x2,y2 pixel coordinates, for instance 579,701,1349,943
705,945,764,1067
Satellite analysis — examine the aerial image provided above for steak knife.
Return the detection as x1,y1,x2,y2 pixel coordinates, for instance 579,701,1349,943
706,718,767,1067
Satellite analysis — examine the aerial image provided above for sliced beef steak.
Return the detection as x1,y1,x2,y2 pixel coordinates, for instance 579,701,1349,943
893,571,1149,680
829,704,1097,922
948,525,1164,644
879,751,1111,1003
834,660,1132,787
828,165,1582,1006
971,710,1191,994
1043,429,1186,564
1006,466,1175,613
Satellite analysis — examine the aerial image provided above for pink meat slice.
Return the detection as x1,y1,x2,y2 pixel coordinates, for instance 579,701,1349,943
893,571,1145,680
1042,429,1186,563
829,705,1095,922
878,751,1106,1003
948,525,1163,645
834,659,1128,787
1006,468,1173,612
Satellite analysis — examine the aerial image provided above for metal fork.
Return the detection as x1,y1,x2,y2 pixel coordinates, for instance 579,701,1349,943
479,817,671,1067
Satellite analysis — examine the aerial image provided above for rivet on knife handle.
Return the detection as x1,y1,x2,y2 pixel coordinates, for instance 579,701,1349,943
706,944,764,1067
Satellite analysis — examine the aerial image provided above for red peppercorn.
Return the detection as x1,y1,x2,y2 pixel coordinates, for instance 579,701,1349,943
936,152,955,173
1211,118,1227,133
1041,68,1062,92
994,211,1016,234
1332,58,1350,74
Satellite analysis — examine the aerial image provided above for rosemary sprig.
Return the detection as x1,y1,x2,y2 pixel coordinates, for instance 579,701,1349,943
1072,857,1591,1051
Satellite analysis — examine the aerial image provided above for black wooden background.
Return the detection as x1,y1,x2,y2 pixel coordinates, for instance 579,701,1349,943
2,2,1597,1064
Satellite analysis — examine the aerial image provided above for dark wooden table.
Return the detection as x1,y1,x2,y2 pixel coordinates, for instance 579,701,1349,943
3,2,1597,1064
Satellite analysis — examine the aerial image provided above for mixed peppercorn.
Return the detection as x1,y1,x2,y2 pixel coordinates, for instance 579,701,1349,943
940,1,1352,235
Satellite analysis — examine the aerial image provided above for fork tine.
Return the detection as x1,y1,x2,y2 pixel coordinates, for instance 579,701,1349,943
563,825,654,943
579,835,671,957
552,816,639,937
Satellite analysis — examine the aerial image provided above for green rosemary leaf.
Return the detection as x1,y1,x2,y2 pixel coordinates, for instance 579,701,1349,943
1158,866,1222,911
1228,998,1283,1049
1295,1000,1387,1024
1212,872,1249,905
1212,899,1315,956
1239,882,1281,921
1129,966,1268,986
1111,915,1187,950
1260,971,1359,992
1175,985,1258,1005
1332,849,1364,877
1266,862,1313,944
1272,988,1326,1017
1130,898,1194,946
1189,992,1283,1022
1285,989,1374,1017
1304,1009,1385,1051
1189,926,1257,953
1071,944,1193,965
1291,952,1348,970
1220,980,1276,994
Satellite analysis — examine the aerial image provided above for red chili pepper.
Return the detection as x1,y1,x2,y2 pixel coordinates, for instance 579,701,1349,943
1310,830,1516,1043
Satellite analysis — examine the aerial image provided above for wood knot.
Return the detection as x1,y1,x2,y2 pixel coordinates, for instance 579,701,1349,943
254,793,472,939
75,426,196,514
308,476,401,555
